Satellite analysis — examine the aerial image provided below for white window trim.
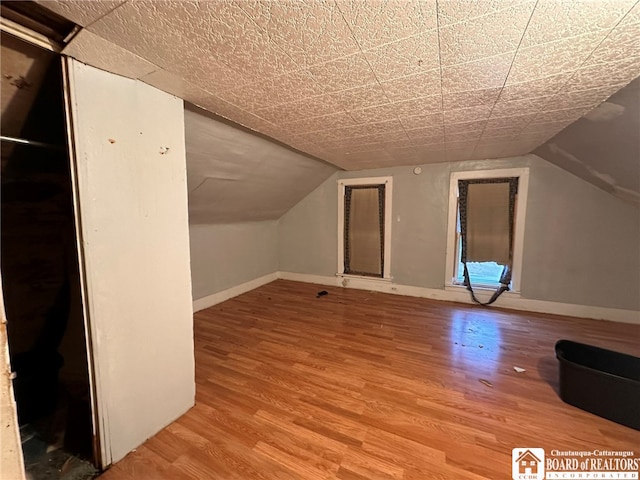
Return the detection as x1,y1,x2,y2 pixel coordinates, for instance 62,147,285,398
444,168,529,294
337,176,393,280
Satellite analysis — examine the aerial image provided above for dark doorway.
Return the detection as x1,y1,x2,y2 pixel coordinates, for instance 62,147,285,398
1,31,96,479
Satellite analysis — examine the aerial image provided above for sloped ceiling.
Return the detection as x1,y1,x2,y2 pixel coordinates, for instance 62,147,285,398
534,77,640,205
36,0,640,172
185,106,337,224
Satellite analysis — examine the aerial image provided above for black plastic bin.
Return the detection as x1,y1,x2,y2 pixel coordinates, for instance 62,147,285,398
555,340,640,430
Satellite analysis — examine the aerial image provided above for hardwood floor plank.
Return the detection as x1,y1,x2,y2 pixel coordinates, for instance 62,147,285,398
99,280,640,479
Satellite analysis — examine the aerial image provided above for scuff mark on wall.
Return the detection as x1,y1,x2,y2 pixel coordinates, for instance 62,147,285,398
547,143,639,205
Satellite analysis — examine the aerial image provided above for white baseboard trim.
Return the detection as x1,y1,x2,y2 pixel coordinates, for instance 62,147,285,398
277,271,640,324
192,272,278,312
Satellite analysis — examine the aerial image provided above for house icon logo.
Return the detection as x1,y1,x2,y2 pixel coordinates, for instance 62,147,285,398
512,448,545,480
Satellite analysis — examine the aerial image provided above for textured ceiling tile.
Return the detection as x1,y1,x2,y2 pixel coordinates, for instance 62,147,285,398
405,125,445,139
63,29,157,79
490,96,552,118
446,148,475,162
413,143,446,154
444,104,492,124
254,94,343,123
444,120,487,135
385,146,422,164
447,130,484,143
564,58,640,93
439,2,535,66
330,150,394,168
337,0,437,50
442,88,501,110
263,69,327,106
330,84,390,111
347,95,442,124
531,106,594,124
442,52,514,93
447,140,479,151
385,137,444,150
501,73,573,101
437,0,525,27
139,69,254,127
506,32,606,84
37,0,124,27
222,69,325,110
337,130,411,148
50,0,640,172
406,134,445,147
393,95,443,116
520,0,637,48
475,137,512,148
141,68,208,101
473,144,511,159
324,143,386,156
343,118,407,138
486,113,537,129
89,1,296,84
363,29,440,82
624,0,640,22
482,125,525,138
218,81,279,111
280,111,357,134
312,118,406,143
308,53,377,92
379,69,442,102
347,102,400,124
586,22,640,65
162,52,245,97
240,0,360,65
400,112,444,130
412,145,447,163
547,85,624,111
284,135,328,155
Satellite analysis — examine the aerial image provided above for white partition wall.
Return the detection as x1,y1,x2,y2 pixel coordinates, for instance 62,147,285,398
65,60,195,465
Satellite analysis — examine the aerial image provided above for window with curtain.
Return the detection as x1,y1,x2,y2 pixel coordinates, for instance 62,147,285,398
344,185,385,277
338,177,392,280
457,178,518,288
445,168,529,293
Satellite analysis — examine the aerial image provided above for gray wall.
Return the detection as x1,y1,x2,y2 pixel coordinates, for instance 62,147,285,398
279,154,640,311
523,158,639,310
190,221,278,300
534,77,640,206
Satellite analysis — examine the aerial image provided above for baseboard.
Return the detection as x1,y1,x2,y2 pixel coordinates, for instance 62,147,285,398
277,271,640,324
192,272,278,312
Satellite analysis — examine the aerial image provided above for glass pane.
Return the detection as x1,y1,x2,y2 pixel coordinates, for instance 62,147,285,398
456,237,505,286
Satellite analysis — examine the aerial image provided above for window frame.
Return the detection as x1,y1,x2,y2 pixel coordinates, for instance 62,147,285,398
337,176,393,281
445,168,529,293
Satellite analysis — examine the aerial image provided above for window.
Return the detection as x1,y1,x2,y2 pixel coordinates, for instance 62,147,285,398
338,177,392,279
445,168,529,292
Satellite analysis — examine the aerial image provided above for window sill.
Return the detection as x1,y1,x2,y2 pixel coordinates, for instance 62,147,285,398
445,283,521,298
337,273,393,283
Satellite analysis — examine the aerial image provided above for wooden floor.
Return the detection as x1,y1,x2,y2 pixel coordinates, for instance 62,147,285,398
100,280,640,480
